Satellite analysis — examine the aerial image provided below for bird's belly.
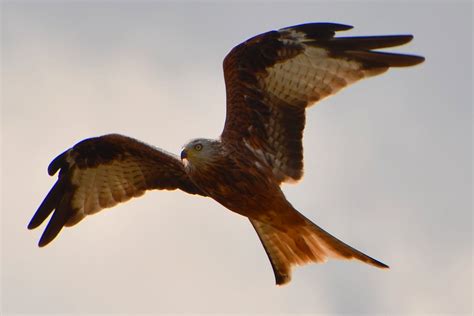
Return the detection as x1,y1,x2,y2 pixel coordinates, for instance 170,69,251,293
203,179,285,221
188,158,285,221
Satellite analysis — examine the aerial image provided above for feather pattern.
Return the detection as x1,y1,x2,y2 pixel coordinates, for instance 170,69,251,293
29,22,424,285
250,212,388,285
221,22,424,183
28,134,205,247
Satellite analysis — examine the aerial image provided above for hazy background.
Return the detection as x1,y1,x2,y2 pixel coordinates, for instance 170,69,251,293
2,1,472,315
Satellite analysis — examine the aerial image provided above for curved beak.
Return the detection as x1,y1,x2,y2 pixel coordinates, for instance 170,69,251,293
180,149,188,160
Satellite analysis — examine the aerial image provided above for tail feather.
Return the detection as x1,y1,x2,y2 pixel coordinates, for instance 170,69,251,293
250,213,388,285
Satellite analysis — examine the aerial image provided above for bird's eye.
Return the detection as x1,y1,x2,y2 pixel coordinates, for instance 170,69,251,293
194,144,203,151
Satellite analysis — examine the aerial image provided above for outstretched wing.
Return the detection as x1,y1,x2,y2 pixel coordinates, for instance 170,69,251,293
28,134,205,247
221,23,424,183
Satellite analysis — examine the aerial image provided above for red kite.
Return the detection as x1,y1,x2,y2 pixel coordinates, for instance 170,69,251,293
29,23,424,285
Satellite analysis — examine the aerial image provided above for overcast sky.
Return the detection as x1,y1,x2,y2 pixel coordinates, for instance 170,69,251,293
2,1,472,315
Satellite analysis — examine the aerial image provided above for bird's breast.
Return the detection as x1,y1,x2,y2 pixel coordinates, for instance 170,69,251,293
186,156,284,218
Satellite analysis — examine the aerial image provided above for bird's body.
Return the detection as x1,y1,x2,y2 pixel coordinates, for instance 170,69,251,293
28,23,424,285
181,138,388,284
183,140,279,219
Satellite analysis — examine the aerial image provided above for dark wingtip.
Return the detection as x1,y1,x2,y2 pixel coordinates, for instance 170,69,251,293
403,34,414,44
412,55,426,65
27,221,37,230
28,203,52,230
48,150,68,176
38,236,52,248
389,53,425,67
377,34,414,46
286,22,353,31
346,50,425,67
307,22,353,31
36,203,69,247
28,177,65,230
324,22,353,31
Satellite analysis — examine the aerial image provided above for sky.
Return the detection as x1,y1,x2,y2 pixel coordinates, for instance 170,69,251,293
1,1,472,315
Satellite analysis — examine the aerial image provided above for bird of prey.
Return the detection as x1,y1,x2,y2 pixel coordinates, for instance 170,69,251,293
28,23,424,285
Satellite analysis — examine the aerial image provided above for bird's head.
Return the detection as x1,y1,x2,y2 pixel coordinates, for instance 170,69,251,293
181,138,220,168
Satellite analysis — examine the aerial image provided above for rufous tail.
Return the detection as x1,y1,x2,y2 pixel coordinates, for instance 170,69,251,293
250,212,388,285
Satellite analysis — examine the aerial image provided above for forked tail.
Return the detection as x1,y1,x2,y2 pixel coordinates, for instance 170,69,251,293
250,212,388,285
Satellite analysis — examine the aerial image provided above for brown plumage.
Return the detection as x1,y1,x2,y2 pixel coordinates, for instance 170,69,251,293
29,23,424,285
28,134,203,247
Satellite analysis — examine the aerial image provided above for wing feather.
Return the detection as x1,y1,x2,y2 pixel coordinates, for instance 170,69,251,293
221,23,424,183
28,134,205,247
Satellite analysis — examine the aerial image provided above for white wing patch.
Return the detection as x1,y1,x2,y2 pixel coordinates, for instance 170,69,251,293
243,138,289,180
262,46,387,107
65,159,147,227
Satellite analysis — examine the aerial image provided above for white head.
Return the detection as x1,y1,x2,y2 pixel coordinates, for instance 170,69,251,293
180,138,221,168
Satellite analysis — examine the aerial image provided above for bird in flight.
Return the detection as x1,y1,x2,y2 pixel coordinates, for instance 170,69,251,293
28,23,424,285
